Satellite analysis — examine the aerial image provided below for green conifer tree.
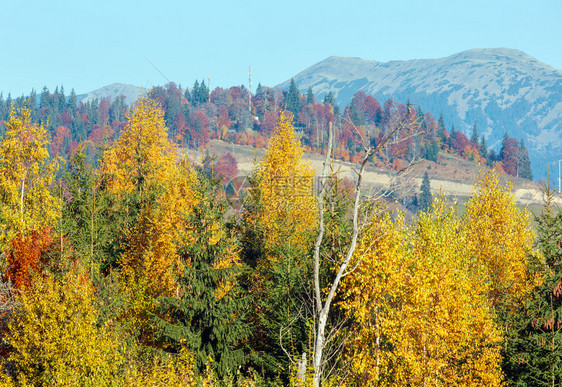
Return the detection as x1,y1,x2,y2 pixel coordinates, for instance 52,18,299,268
63,148,113,276
306,87,315,105
480,135,488,159
68,88,77,110
503,184,562,385
471,121,479,145
285,79,302,122
323,91,340,116
199,80,209,104
437,113,446,145
518,139,533,180
419,171,432,211
156,172,249,376
39,87,50,112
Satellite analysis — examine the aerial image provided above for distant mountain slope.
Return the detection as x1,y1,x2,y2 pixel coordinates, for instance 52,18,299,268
279,48,562,179
77,83,147,105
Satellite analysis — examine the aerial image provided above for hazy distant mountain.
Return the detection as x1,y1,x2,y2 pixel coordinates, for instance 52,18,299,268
279,48,562,179
77,83,148,105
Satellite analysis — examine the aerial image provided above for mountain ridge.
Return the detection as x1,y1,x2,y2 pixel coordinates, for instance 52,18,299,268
76,83,147,105
278,48,562,179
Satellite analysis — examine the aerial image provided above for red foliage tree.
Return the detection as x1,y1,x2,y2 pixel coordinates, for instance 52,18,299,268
60,112,73,127
98,99,110,125
51,126,69,157
188,110,210,148
350,91,382,124
214,152,238,184
6,228,55,290
423,113,438,141
500,135,519,177
260,110,279,136
218,106,230,131
451,131,471,154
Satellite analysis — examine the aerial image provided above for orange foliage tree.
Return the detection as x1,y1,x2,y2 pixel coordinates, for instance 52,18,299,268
5,228,55,289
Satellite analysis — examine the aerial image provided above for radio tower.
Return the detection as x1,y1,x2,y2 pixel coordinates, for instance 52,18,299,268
248,66,252,116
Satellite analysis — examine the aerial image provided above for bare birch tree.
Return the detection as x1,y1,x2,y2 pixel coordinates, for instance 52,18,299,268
312,105,422,386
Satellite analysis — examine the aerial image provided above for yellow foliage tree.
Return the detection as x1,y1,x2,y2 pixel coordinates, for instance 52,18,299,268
256,110,317,258
0,106,59,254
341,201,503,386
101,97,197,304
464,169,536,310
0,270,123,386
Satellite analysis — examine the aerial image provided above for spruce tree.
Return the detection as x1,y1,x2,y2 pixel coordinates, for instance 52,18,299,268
518,139,533,180
324,91,340,116
63,148,113,276
40,86,50,111
199,80,209,103
58,86,66,114
480,135,488,159
183,87,191,103
419,171,432,211
191,80,200,105
156,172,250,376
68,88,77,110
471,121,479,145
448,124,456,150
255,83,264,98
437,113,446,145
285,78,302,122
503,185,562,385
305,87,314,105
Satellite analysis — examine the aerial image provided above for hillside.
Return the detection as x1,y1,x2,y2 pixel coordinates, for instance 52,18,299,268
279,48,562,180
192,139,548,207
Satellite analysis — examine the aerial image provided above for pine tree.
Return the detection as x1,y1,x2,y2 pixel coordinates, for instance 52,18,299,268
241,110,317,380
68,88,77,110
306,87,315,105
156,172,250,376
471,121,479,145
199,80,209,104
39,86,50,111
191,80,200,105
285,79,302,122
58,85,66,114
437,113,446,144
448,123,456,150
63,148,114,276
53,86,60,115
480,135,488,159
323,91,340,116
518,139,533,180
27,89,37,122
419,171,432,211
503,184,562,385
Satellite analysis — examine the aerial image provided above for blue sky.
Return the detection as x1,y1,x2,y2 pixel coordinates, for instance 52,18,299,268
2,0,561,97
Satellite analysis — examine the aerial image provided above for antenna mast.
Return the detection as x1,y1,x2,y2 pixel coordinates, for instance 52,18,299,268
248,66,252,116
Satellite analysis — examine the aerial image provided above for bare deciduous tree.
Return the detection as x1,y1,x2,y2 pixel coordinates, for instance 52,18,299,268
311,106,423,386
